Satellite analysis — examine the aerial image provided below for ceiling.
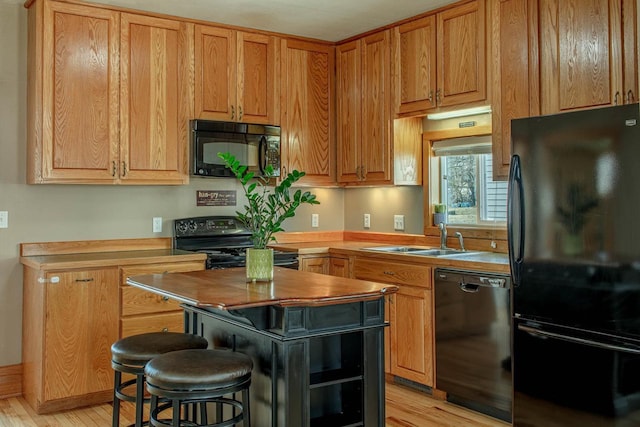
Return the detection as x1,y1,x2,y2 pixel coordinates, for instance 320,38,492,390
15,0,459,42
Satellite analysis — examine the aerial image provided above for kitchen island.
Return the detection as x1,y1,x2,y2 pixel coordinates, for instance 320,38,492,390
126,267,398,427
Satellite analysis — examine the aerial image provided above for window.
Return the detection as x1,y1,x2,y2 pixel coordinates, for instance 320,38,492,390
432,136,508,226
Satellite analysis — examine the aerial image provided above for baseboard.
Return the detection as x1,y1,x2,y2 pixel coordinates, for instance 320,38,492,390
0,364,22,399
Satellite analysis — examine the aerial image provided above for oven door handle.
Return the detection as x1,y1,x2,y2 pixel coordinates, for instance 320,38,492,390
518,324,640,355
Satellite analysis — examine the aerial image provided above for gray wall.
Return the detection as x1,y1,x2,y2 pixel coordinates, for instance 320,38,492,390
0,2,423,367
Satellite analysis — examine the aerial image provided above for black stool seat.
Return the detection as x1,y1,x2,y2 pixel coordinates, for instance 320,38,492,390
111,332,209,427
145,349,253,427
112,332,209,368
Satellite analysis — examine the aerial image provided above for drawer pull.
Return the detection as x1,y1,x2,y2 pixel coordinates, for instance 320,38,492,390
74,278,95,283
161,296,170,302
161,328,169,332
383,271,395,276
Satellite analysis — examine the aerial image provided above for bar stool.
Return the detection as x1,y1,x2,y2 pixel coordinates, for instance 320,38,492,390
111,332,209,427
144,349,253,427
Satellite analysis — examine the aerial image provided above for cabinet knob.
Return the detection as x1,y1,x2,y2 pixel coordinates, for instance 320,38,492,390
627,90,635,104
428,90,434,105
161,296,169,302
231,105,235,120
615,91,620,105
162,327,169,332
436,88,442,104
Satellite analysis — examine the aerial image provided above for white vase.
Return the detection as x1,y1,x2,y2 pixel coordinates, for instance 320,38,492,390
246,248,274,282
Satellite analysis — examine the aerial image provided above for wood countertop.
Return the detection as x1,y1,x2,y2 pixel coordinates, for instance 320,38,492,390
20,249,206,270
126,267,399,310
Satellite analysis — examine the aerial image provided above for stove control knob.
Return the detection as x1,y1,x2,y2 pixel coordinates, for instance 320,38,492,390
176,222,188,234
188,220,198,232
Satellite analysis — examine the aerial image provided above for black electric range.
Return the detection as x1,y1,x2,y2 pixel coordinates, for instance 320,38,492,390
173,216,299,270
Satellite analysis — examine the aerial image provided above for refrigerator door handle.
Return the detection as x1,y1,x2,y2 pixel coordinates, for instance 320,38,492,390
508,154,524,285
518,324,640,355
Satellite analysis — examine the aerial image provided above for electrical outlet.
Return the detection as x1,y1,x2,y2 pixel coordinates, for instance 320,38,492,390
393,215,405,231
152,217,162,233
364,213,371,229
0,211,7,229
311,213,319,228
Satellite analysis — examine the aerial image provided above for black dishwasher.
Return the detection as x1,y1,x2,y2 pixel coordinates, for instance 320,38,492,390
434,268,512,422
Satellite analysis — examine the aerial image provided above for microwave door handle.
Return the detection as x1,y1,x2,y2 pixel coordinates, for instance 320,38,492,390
258,136,267,175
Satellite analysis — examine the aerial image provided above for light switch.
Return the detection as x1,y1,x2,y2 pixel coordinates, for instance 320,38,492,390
394,215,405,231
0,211,7,228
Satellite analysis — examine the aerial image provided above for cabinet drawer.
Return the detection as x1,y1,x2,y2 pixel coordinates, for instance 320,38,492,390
121,286,182,316
120,312,184,338
354,258,431,288
120,261,205,286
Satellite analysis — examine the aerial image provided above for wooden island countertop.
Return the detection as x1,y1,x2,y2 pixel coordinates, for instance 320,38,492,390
126,266,398,310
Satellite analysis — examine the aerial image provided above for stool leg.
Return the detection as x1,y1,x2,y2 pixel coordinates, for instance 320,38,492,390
243,388,251,427
172,399,181,427
199,401,208,424
112,371,121,427
135,373,145,427
149,394,158,427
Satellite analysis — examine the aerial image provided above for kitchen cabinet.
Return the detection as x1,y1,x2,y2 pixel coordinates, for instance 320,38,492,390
280,39,335,186
539,0,637,114
299,255,352,277
337,30,392,185
329,256,352,278
490,0,539,180
20,238,206,413
194,25,279,125
392,0,487,117
119,261,205,338
353,257,434,386
22,266,119,413
26,0,192,185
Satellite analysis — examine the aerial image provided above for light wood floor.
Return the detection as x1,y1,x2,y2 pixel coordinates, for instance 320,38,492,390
0,381,510,426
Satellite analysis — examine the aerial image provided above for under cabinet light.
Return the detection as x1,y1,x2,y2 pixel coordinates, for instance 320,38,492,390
427,105,492,120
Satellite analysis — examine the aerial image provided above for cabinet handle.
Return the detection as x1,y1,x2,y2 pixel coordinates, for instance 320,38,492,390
361,166,367,181
112,161,117,177
162,327,169,332
614,91,620,105
121,161,127,177
282,166,287,177
436,88,442,104
239,106,243,121
627,90,635,104
74,278,94,282
161,296,169,302
231,105,235,120
383,270,395,276
428,90,434,105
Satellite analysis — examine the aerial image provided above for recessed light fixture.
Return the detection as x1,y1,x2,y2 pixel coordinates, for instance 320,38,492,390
426,105,492,120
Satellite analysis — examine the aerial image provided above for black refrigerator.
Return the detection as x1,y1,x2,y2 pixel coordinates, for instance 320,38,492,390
508,103,640,426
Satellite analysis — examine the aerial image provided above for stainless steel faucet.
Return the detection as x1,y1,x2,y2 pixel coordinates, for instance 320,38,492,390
438,222,447,249
455,231,465,251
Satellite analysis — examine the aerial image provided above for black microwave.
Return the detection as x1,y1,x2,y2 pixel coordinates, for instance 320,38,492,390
191,119,281,178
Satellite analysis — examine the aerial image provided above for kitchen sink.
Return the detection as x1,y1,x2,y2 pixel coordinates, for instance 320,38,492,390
362,246,432,253
410,249,477,257
439,251,509,264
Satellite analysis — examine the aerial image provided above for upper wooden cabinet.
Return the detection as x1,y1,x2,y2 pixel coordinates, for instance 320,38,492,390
337,31,393,185
26,0,192,184
539,0,637,114
393,0,487,117
194,25,279,125
490,0,539,180
280,39,335,186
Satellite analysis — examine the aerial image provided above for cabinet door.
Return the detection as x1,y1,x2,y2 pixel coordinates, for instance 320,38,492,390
360,30,392,184
491,0,539,180
280,39,335,186
394,15,437,116
36,1,119,183
390,284,434,386
622,0,638,104
237,32,279,124
539,0,623,113
329,257,351,278
43,268,119,400
194,25,237,121
437,0,487,107
300,256,329,274
120,13,192,184
336,40,361,183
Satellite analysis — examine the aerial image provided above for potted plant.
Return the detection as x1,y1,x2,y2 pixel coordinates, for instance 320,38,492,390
218,152,319,282
434,203,447,226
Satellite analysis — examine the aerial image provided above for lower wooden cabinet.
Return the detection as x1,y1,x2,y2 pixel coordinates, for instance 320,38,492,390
119,261,205,337
299,255,352,278
353,257,434,386
22,266,120,413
